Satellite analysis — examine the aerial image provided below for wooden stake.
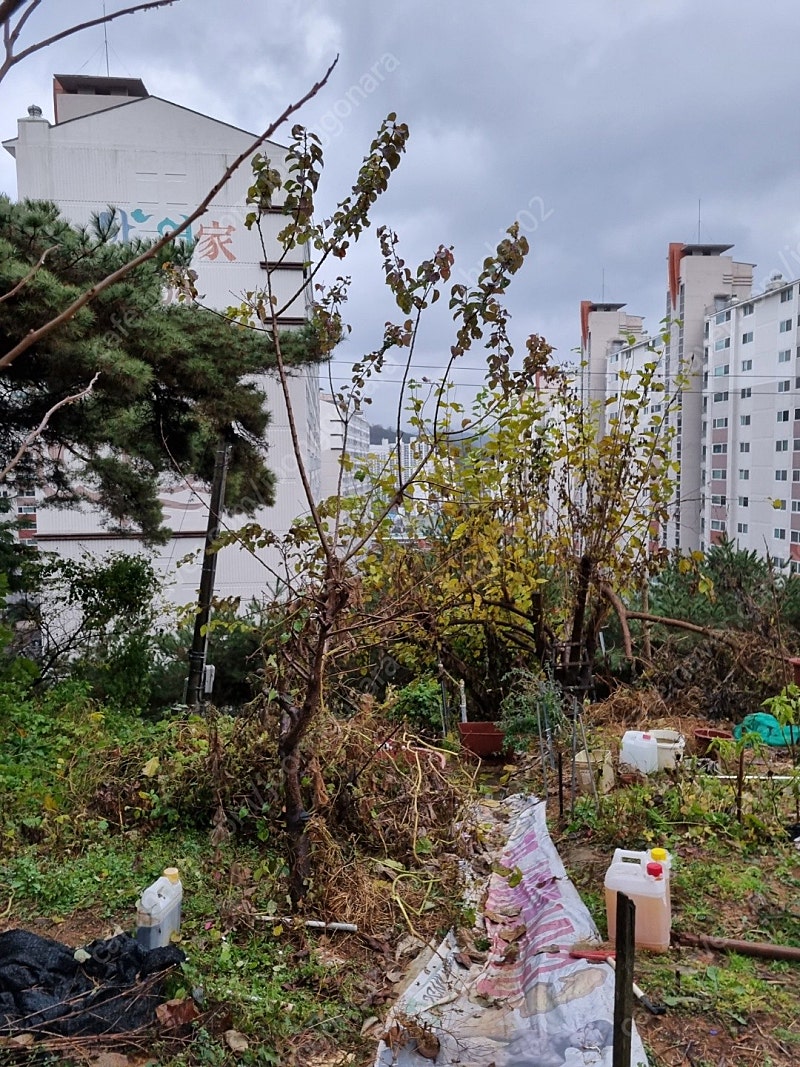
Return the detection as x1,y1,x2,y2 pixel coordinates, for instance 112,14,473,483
613,891,636,1067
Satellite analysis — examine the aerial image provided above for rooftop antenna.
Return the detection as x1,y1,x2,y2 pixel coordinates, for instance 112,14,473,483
102,1,110,76
697,198,701,243
601,267,605,302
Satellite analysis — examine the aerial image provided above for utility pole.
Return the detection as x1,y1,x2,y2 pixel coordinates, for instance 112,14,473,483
185,440,230,711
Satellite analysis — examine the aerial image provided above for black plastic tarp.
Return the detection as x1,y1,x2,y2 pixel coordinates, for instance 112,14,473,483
0,929,185,1036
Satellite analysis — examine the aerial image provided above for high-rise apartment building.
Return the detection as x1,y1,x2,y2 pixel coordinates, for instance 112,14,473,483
3,75,320,605
662,244,753,552
700,272,800,568
582,242,754,555
319,393,371,500
580,302,645,434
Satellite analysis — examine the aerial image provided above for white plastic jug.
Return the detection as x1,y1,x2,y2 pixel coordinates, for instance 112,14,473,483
605,853,671,952
619,731,659,774
136,867,183,949
612,846,673,909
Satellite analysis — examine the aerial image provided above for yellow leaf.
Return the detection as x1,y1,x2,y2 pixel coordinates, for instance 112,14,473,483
142,757,160,778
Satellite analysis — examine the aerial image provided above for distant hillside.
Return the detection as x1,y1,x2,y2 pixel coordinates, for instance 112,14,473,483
369,424,413,445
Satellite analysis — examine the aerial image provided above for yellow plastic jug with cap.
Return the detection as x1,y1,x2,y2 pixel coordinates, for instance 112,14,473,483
605,853,671,952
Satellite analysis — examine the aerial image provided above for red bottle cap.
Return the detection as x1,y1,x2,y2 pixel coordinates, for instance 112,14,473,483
646,861,663,877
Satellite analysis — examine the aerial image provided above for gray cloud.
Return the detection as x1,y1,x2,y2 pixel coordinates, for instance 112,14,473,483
3,0,800,422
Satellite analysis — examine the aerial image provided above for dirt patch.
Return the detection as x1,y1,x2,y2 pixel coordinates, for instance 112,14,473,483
0,907,129,948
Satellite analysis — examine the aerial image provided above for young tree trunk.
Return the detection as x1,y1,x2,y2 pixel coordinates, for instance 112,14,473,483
563,554,593,690
277,560,351,906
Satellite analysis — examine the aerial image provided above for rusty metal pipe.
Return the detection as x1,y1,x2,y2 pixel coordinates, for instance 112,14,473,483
675,932,800,962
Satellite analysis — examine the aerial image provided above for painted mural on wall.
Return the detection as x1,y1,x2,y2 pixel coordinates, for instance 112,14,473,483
97,208,238,262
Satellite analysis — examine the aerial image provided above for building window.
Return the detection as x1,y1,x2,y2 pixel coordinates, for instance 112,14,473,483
778,381,791,392
714,391,729,402
711,520,726,531
715,310,731,324
793,501,800,512
775,528,787,540
714,338,731,352
780,319,792,332
714,364,729,376
742,303,754,316
795,471,800,482
739,469,750,480
741,387,752,398
792,531,800,543
779,349,792,363
781,286,794,302
712,443,727,454
711,468,726,480
775,499,787,510
776,470,788,481
741,414,751,426
738,523,749,534
779,410,790,422
777,440,789,451
712,417,728,428
738,496,749,507
742,331,753,344
711,494,727,505
739,442,750,453
741,359,753,371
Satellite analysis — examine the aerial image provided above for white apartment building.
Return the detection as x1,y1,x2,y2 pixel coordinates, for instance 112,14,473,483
367,438,418,483
318,393,370,501
582,242,754,555
3,75,320,606
662,243,753,552
580,301,645,434
700,272,800,568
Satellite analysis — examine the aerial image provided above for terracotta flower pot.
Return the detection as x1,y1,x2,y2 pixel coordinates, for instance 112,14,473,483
694,727,733,758
458,722,506,757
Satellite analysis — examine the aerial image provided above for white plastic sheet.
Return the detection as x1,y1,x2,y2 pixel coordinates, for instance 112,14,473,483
376,795,648,1066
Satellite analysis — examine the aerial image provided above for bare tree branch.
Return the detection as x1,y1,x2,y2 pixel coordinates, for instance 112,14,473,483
0,371,99,482
1,1,180,83
4,0,40,54
0,1,30,28
0,243,56,304
0,56,338,371
599,583,634,662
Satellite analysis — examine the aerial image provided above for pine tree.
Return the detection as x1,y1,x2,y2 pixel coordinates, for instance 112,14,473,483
0,197,324,542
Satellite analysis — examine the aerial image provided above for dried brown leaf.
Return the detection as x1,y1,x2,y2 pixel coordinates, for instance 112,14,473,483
156,997,200,1029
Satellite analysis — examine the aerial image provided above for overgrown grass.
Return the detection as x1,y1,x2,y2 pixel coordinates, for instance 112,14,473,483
0,683,472,1064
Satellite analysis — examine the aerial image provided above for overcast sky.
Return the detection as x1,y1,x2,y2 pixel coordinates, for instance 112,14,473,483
3,0,800,425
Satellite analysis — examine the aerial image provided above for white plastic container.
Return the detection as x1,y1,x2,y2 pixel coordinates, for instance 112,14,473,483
136,867,183,949
575,749,615,795
613,846,673,910
619,731,659,774
650,729,686,770
605,853,671,952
